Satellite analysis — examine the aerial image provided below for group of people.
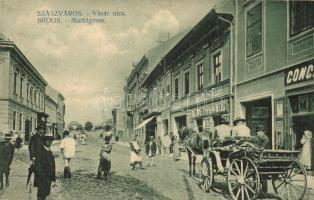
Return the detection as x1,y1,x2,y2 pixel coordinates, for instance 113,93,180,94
27,129,76,200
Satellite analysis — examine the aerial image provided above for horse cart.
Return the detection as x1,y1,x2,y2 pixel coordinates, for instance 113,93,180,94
196,138,308,200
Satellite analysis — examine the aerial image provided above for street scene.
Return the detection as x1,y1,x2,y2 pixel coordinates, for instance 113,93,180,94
1,0,314,199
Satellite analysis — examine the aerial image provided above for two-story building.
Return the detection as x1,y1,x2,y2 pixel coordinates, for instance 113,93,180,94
234,0,314,168
140,6,234,142
0,33,47,141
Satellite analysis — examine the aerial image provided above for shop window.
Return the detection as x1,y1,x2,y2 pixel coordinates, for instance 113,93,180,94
299,94,308,113
246,3,262,57
290,1,314,36
213,51,222,84
174,78,179,99
289,95,299,113
184,72,189,95
197,64,204,90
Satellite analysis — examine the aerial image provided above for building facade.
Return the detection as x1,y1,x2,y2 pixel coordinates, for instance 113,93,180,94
124,0,314,168
45,95,58,138
0,34,47,141
45,85,65,139
141,7,234,141
234,0,314,168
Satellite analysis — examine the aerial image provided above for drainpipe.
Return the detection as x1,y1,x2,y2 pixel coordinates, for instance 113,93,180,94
218,16,234,127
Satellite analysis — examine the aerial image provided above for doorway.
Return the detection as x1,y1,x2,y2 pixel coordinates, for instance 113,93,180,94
24,119,31,142
292,115,314,150
245,97,272,148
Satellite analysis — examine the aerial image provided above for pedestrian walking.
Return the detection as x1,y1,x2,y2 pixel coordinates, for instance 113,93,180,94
129,135,143,170
0,133,15,189
60,130,76,178
172,135,181,161
34,133,56,200
170,132,174,154
156,136,162,155
145,136,157,167
80,131,87,145
232,117,251,137
28,129,44,187
162,133,172,154
96,134,112,180
299,128,312,170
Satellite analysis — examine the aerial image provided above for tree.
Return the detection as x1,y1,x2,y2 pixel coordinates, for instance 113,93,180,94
84,121,93,131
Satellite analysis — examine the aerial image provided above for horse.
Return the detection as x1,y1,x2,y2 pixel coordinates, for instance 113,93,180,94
179,127,209,177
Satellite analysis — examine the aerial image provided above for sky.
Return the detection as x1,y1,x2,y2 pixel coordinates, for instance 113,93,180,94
0,0,220,125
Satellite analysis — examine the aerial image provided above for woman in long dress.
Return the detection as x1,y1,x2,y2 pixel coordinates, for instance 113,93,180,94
129,136,143,170
299,129,312,169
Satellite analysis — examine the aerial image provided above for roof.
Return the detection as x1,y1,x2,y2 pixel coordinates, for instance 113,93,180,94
141,9,233,87
0,33,48,86
46,85,65,103
140,29,190,81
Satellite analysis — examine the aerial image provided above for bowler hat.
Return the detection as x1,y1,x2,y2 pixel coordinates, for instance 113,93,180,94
43,132,54,138
220,118,229,125
233,117,246,124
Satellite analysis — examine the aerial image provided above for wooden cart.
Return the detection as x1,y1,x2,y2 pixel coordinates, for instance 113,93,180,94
198,139,308,200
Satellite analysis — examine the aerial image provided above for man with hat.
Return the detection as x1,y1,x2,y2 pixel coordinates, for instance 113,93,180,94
0,133,15,189
232,117,251,137
145,136,157,167
29,127,44,187
34,132,56,200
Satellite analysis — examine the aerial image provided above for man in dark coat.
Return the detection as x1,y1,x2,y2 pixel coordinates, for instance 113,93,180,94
28,129,43,187
0,134,15,189
35,133,56,200
145,136,157,167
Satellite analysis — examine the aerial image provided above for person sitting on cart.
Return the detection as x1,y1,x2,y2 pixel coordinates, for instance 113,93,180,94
211,119,233,173
232,117,251,137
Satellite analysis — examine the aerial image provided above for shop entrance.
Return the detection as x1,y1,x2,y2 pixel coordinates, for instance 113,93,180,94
175,115,187,132
292,115,314,150
145,118,156,143
245,97,272,148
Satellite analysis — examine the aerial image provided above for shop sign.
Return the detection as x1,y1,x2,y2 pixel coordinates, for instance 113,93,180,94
192,99,228,117
285,59,314,85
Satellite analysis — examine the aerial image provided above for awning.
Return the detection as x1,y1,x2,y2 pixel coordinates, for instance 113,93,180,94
135,116,155,129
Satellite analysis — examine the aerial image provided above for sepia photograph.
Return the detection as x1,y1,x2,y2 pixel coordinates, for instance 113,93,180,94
0,0,313,199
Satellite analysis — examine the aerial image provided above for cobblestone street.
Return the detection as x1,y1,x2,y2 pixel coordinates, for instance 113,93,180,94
0,133,313,200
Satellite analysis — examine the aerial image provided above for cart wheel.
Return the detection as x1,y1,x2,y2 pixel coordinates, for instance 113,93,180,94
272,160,307,200
227,157,260,200
199,158,213,192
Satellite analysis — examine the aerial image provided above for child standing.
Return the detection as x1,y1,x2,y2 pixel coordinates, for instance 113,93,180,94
96,135,112,179
129,136,143,170
145,136,157,167
300,129,312,169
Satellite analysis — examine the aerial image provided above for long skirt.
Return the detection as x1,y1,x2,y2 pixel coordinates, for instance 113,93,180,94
130,151,142,164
